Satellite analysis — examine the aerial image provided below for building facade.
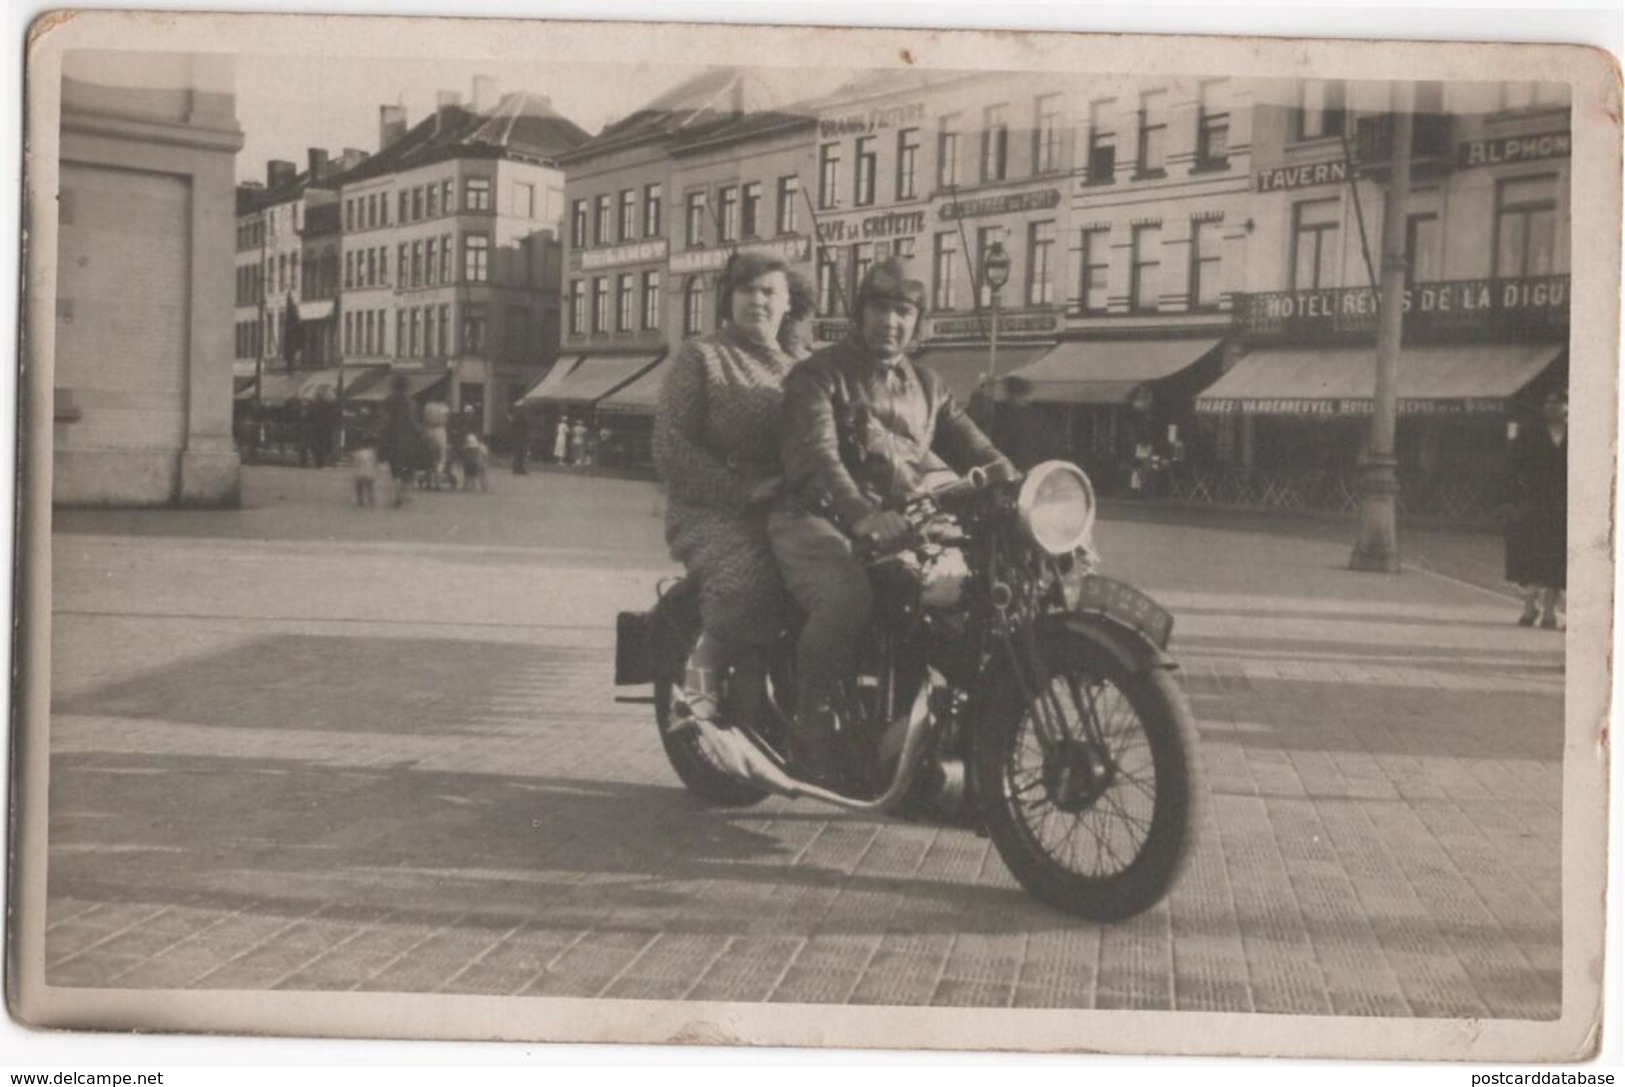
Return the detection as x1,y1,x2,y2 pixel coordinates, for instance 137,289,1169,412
55,51,244,506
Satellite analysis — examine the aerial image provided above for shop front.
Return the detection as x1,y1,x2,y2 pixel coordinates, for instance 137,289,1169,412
522,352,664,467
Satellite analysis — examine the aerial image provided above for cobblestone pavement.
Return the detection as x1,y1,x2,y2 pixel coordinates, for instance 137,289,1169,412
44,466,1563,1015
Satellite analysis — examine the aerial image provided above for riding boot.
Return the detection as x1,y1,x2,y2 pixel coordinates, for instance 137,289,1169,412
787,697,843,791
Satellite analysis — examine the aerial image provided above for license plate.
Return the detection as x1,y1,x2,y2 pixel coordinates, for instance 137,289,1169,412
1069,575,1175,649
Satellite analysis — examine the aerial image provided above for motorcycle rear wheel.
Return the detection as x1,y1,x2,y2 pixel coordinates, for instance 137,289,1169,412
653,636,771,808
973,630,1198,921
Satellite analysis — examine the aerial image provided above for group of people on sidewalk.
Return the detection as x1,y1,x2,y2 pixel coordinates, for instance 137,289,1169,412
351,374,490,508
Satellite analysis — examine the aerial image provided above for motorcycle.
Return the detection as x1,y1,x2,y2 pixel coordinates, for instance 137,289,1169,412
615,460,1199,921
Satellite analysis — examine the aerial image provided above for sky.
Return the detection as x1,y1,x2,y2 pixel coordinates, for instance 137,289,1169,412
232,54,856,185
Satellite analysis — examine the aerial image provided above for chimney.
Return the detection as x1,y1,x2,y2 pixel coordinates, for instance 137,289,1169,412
307,148,330,183
434,90,462,134
379,104,407,149
339,147,369,171
472,76,500,113
267,159,297,189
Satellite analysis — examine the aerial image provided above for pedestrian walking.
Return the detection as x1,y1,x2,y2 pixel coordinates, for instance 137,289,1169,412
422,398,452,489
553,415,570,465
378,373,422,508
510,408,530,475
461,432,490,492
351,433,379,507
1503,388,1568,628
310,387,341,468
570,418,589,467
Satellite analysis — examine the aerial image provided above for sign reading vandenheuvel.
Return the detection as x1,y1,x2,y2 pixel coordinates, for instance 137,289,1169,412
939,190,1062,220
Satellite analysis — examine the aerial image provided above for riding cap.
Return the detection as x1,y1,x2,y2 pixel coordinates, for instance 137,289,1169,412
856,258,927,313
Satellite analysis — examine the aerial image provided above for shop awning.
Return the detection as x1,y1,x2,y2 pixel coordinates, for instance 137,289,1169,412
528,353,663,408
347,370,451,403
597,353,673,415
1194,343,1565,416
915,344,1054,405
254,370,316,403
517,356,588,408
1008,339,1223,404
297,299,336,322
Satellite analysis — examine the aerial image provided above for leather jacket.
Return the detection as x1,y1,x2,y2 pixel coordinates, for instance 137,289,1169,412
780,335,1013,531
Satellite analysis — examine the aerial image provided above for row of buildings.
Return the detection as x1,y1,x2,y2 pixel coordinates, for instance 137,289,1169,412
230,66,1569,518
540,68,1569,517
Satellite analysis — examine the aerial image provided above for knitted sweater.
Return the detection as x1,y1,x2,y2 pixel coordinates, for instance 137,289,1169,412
653,325,794,514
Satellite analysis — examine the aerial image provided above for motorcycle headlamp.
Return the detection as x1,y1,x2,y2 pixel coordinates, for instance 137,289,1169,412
1017,461,1096,556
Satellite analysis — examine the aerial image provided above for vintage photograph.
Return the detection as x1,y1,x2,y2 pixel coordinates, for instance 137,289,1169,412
11,9,1617,1062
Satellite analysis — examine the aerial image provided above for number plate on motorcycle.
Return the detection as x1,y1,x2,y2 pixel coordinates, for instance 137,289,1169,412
1071,575,1174,649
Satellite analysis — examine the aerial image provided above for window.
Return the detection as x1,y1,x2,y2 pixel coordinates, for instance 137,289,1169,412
896,128,919,200
741,182,762,239
1075,227,1110,314
276,254,286,293
466,177,492,212
981,104,1009,182
462,304,486,354
937,115,961,189
1196,81,1230,167
1500,82,1566,112
1297,80,1347,140
817,251,841,317
464,233,490,283
411,240,423,287
892,237,915,262
439,234,451,283
592,277,609,333
683,277,705,335
438,304,450,355
616,273,635,333
1087,99,1117,184
595,194,612,245
1033,94,1063,174
442,180,454,214
1405,213,1441,285
641,270,661,330
509,307,530,356
1026,220,1055,306
850,243,875,299
684,191,707,247
364,311,375,355
344,200,355,232
378,247,387,284
412,187,424,221
424,239,437,286
1189,219,1222,309
399,191,410,222
644,183,662,238
818,143,841,209
777,176,799,234
427,183,439,217
976,226,1007,307
409,308,421,357
1290,199,1341,289
398,244,409,286
568,279,585,335
425,306,437,359
718,186,739,243
618,189,636,241
1130,224,1162,311
396,311,406,357
1136,90,1168,176
372,194,383,226
933,232,958,310
855,136,877,206
344,251,355,288
1493,176,1557,279
515,182,536,219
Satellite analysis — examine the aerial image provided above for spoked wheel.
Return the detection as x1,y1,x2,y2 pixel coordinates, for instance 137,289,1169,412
974,627,1198,921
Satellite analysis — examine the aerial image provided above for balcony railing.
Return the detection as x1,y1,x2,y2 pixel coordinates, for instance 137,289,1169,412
1235,275,1569,343
1353,113,1455,179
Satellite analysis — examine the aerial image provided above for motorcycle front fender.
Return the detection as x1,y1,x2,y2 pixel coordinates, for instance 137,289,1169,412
1053,612,1179,676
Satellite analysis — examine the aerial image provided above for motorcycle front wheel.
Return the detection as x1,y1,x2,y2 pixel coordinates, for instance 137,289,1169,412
973,628,1198,921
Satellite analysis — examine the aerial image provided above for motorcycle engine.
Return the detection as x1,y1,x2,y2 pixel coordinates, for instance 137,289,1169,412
902,546,971,609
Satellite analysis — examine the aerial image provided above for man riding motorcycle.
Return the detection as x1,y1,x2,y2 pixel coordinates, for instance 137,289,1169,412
769,259,1014,788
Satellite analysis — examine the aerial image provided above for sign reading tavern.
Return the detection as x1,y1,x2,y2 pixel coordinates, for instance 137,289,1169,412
1255,159,1348,193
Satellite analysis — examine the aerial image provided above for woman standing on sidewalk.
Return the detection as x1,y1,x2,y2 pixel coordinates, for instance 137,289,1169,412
1503,388,1568,628
379,374,422,509
651,251,813,724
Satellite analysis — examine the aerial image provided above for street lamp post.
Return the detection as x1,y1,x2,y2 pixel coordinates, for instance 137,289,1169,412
981,240,1012,398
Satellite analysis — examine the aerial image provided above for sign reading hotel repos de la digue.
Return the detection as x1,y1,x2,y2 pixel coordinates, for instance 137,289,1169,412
1255,159,1348,192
